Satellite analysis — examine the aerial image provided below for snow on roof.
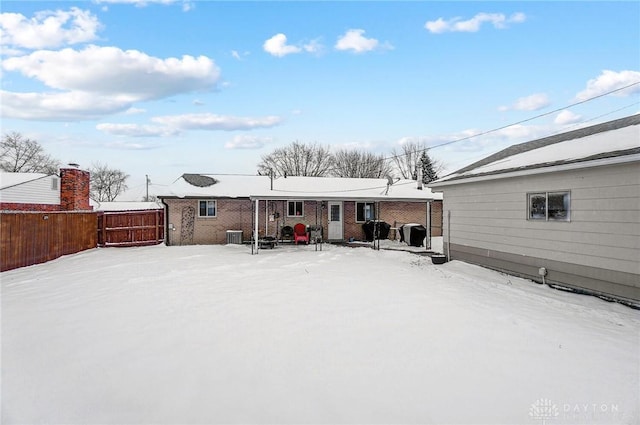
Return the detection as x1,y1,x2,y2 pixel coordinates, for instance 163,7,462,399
160,174,269,198
159,174,442,201
0,172,53,190
267,176,441,201
90,200,163,211
432,114,640,186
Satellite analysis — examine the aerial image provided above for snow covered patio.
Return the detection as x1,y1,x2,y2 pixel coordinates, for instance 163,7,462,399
2,243,638,424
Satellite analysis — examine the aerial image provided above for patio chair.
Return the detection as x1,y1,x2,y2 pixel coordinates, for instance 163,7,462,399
293,223,309,245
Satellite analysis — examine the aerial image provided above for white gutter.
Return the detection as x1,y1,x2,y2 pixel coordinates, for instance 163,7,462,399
429,153,640,188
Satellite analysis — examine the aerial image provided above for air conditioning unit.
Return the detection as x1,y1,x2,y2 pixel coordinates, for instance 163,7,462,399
226,230,243,244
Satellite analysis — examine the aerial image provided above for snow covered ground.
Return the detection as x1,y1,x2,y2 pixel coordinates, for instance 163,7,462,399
2,242,638,424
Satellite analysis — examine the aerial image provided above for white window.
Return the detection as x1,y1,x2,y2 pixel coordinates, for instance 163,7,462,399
356,202,376,222
287,201,303,217
528,191,570,221
51,177,59,191
198,200,217,217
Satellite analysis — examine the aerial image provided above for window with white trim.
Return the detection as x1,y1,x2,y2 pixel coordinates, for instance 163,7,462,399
287,200,303,217
528,191,570,221
356,202,376,222
198,200,217,217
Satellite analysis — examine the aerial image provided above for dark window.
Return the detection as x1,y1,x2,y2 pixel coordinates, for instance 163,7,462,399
287,201,303,217
330,204,340,221
198,200,217,217
528,192,570,221
356,202,376,222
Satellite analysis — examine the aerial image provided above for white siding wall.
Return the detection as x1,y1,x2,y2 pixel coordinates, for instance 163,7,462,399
0,176,60,205
442,162,640,275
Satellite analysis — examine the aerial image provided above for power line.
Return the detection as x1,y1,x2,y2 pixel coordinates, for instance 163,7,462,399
384,80,640,162
441,100,640,173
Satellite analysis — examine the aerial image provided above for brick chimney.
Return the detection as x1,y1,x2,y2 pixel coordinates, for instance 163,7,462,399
60,165,92,211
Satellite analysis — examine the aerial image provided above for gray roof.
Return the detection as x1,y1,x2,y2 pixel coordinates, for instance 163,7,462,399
432,114,640,185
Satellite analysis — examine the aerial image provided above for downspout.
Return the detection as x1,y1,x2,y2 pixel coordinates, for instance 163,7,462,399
446,209,451,260
161,198,170,246
426,200,431,251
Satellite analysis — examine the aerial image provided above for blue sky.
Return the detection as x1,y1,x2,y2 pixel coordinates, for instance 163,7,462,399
1,1,639,200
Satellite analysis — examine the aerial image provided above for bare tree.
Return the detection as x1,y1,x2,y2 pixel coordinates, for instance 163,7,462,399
89,162,129,201
390,140,426,180
0,132,60,174
257,141,334,177
331,148,393,178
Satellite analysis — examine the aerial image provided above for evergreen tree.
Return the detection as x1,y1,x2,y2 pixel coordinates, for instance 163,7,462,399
420,151,438,184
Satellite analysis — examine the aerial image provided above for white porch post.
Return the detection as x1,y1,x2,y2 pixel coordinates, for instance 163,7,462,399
426,200,432,250
254,198,259,253
265,200,269,236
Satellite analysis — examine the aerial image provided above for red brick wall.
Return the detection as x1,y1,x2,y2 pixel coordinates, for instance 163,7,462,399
165,198,255,245
0,203,61,212
344,200,442,240
165,198,442,245
60,168,91,211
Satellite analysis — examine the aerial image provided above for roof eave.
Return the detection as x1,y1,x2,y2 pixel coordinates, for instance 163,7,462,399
249,195,439,201
429,153,640,188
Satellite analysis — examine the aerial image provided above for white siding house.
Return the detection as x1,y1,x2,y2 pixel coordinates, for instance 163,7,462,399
0,172,60,207
429,114,640,305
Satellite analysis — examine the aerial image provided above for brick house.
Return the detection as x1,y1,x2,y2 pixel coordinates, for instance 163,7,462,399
158,174,442,246
0,166,92,212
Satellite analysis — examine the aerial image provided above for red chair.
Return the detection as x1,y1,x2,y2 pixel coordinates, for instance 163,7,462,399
293,223,309,245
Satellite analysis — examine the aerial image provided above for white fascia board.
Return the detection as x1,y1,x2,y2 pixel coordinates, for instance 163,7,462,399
249,195,436,202
429,154,640,188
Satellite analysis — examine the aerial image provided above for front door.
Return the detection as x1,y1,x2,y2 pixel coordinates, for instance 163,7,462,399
328,202,343,240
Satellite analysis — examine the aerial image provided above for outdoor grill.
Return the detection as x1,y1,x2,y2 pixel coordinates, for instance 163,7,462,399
399,223,426,247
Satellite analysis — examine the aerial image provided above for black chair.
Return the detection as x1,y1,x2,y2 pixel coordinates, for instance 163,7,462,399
281,225,294,241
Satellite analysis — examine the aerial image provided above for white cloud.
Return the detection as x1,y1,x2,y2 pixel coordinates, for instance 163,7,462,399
1,46,220,120
94,0,193,10
554,110,582,125
263,34,323,57
3,45,219,99
104,140,159,150
225,135,272,150
231,50,250,61
425,12,526,34
574,70,640,101
0,7,102,50
96,123,180,137
151,113,283,131
303,38,324,55
335,29,391,53
0,90,133,120
263,33,301,57
125,107,146,115
499,93,550,111
495,124,538,140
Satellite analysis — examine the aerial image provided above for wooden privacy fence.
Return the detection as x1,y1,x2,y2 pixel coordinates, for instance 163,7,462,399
97,209,164,247
1,211,97,272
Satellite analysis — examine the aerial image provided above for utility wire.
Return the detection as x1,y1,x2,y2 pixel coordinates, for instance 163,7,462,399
173,83,639,196
442,100,640,173
383,80,640,162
